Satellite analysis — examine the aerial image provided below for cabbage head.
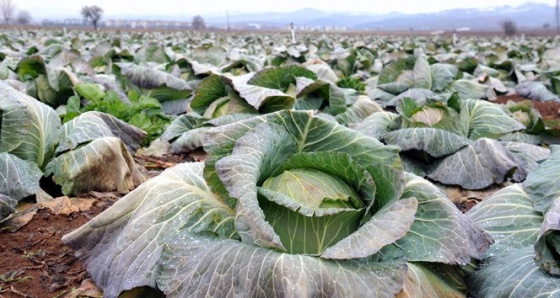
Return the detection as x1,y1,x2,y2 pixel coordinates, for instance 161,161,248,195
63,110,491,297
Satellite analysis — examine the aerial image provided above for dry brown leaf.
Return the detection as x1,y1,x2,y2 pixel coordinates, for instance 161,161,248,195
38,196,96,215
136,139,170,157
302,58,328,66
35,187,55,204
442,185,503,205
0,203,38,232
65,279,103,298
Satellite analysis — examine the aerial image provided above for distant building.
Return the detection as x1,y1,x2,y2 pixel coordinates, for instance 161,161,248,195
42,18,192,30
108,19,191,29
290,24,347,32
247,23,261,30
42,18,88,27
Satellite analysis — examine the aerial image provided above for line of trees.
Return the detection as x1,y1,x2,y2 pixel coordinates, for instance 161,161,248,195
78,5,207,31
0,0,207,30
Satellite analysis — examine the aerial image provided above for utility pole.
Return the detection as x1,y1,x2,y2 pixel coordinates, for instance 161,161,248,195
226,10,230,31
291,22,296,44
556,0,559,34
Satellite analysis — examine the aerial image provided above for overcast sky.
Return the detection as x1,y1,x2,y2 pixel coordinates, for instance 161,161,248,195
15,0,557,20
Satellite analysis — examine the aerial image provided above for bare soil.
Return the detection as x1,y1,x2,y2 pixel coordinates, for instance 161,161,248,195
0,153,195,298
494,94,560,129
0,194,118,298
0,98,557,297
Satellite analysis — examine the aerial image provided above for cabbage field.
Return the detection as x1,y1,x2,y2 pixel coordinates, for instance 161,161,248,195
1,29,560,297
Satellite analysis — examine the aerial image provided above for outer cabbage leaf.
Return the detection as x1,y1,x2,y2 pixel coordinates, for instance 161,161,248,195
220,55,264,74
134,42,170,64
428,138,518,190
499,132,550,145
190,75,258,117
398,263,466,298
56,111,146,154
295,78,377,126
46,137,144,196
191,45,227,66
305,63,338,83
214,122,297,250
119,64,192,91
503,141,550,182
62,163,236,298
516,81,560,102
353,111,400,140
321,197,417,259
118,64,193,102
188,59,219,76
0,194,17,222
247,65,317,92
450,80,488,100
188,74,228,115
157,235,407,298
167,127,209,153
368,87,399,107
228,76,294,112
295,78,347,115
467,184,544,256
0,82,61,168
384,88,435,108
160,113,205,143
378,57,416,85
0,152,42,220
524,146,560,213
382,173,492,264
412,56,432,90
535,198,560,275
430,63,458,92
334,95,382,127
162,113,259,154
378,74,414,94
460,99,525,139
383,128,471,157
400,155,427,178
206,113,260,127
468,247,560,297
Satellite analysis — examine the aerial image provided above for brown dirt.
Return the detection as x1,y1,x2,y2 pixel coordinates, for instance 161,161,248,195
0,194,118,298
0,96,556,297
0,153,195,298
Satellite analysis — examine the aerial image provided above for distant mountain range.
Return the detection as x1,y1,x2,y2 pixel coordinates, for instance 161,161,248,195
199,3,556,31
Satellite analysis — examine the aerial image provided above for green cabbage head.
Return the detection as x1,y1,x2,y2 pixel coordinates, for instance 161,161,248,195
63,110,491,297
